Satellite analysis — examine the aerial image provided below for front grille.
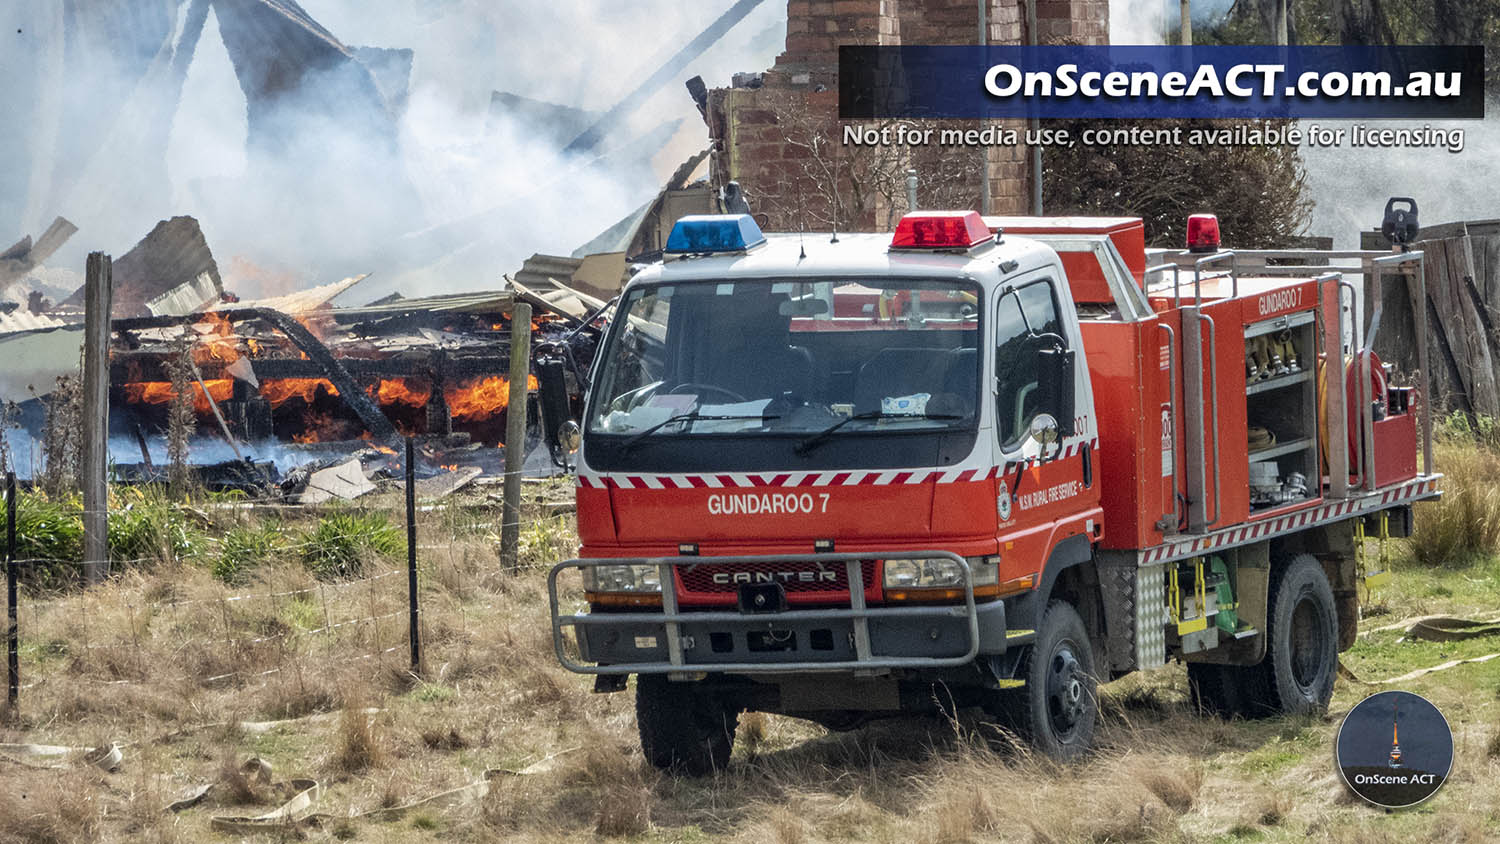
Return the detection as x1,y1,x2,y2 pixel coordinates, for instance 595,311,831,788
678,560,879,595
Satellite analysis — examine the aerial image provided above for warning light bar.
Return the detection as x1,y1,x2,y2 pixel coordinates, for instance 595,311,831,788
890,211,993,250
664,214,767,254
1186,213,1221,253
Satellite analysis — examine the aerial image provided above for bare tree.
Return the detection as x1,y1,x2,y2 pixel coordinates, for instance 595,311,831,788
1043,118,1312,248
750,94,997,233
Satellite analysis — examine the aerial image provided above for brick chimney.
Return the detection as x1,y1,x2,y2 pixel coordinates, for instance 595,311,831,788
704,1,1106,233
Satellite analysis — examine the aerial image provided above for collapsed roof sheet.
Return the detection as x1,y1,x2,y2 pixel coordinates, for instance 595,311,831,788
0,304,67,336
333,290,515,320
0,324,83,404
62,215,221,317
0,217,78,294
213,273,369,314
147,271,221,317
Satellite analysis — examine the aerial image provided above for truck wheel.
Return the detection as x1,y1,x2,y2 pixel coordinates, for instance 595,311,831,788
635,675,739,776
1260,553,1338,716
1191,553,1337,719
1012,601,1098,761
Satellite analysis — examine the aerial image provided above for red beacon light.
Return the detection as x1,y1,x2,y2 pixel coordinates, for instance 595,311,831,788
891,211,993,250
1186,213,1221,253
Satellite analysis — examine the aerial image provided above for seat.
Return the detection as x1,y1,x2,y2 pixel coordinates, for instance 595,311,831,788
851,348,954,414
932,347,979,418
697,296,816,401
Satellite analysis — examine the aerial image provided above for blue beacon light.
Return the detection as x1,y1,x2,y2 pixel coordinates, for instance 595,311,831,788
664,214,766,254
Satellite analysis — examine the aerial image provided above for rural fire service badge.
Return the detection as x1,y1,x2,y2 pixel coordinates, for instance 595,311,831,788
1335,690,1453,809
997,480,1012,521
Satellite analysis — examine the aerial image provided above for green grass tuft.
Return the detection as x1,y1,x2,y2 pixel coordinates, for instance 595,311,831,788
301,510,402,580
107,485,200,568
215,521,286,584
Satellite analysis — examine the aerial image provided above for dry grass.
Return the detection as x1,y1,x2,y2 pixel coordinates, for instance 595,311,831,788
0,479,1496,842
329,702,388,776
1136,760,1204,814
1409,429,1500,565
0,768,102,844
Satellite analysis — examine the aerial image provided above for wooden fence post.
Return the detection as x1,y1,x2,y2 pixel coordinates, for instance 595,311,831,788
500,303,532,571
81,253,113,585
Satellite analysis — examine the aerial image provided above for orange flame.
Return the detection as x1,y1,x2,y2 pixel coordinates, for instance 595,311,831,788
443,374,539,421
123,379,234,414
189,312,242,367
369,377,431,408
260,378,339,406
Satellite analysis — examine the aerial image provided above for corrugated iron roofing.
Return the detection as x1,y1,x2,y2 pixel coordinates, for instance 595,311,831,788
0,307,68,335
212,273,369,315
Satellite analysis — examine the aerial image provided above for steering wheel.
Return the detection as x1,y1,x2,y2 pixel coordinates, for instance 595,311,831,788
661,382,748,403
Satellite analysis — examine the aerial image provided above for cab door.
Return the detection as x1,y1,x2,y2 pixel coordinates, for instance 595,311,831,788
990,274,1100,586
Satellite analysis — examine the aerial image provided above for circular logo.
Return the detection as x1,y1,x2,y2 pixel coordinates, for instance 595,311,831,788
997,480,1012,521
1335,690,1453,809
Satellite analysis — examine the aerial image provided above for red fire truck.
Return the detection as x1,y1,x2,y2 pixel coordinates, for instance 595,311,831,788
547,210,1438,773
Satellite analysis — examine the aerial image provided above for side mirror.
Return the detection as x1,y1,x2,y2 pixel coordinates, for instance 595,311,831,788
1029,413,1061,461
1036,347,1076,437
558,420,582,453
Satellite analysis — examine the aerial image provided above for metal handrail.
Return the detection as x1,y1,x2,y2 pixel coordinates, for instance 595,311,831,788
1316,272,1354,498
1144,262,1182,308
1181,251,1238,304
1201,313,1221,526
1362,251,1431,485
1156,322,1179,533
548,551,981,675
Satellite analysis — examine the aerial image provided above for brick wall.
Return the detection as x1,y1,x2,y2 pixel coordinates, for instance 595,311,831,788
1036,0,1109,44
707,0,1108,231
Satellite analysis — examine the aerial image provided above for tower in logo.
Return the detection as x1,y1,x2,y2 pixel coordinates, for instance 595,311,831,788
1388,699,1403,769
1337,690,1452,809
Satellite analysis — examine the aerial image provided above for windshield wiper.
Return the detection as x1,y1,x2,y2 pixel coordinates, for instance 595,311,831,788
620,410,778,449
794,411,962,455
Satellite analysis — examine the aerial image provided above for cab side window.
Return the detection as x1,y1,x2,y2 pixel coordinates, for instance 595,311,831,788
994,280,1063,447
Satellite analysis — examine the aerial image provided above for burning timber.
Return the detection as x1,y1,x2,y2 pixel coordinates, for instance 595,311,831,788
0,278,605,500
102,284,601,492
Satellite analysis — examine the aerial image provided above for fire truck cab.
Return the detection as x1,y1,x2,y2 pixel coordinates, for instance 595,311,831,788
548,211,1438,773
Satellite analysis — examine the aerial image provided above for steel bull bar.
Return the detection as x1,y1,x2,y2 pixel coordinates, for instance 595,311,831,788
548,551,985,675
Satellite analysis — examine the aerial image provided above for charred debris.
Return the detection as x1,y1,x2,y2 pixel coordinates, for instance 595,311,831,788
1,215,617,502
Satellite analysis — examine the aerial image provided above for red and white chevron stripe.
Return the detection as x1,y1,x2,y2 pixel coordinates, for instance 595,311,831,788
1139,477,1439,565
576,436,1100,489
577,466,1005,490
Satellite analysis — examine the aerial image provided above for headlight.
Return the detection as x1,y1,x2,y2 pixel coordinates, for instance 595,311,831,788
883,556,999,598
583,563,662,593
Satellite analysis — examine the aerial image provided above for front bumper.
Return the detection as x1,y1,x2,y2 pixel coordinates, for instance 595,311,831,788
548,551,1003,675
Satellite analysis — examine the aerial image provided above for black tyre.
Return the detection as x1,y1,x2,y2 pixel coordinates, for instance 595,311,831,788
635,674,739,776
1010,601,1098,761
1189,553,1336,719
1261,553,1338,716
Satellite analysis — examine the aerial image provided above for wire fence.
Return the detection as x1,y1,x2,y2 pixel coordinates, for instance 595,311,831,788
0,444,575,713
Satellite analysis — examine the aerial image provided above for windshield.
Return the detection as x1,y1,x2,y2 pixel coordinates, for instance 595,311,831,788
587,277,981,440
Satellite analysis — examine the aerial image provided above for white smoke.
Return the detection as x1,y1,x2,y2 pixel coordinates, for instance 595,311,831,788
5,1,787,301
1111,0,1235,45
1300,119,1500,248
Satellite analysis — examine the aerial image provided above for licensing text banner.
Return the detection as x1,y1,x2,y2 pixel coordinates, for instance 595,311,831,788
838,46,1484,120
